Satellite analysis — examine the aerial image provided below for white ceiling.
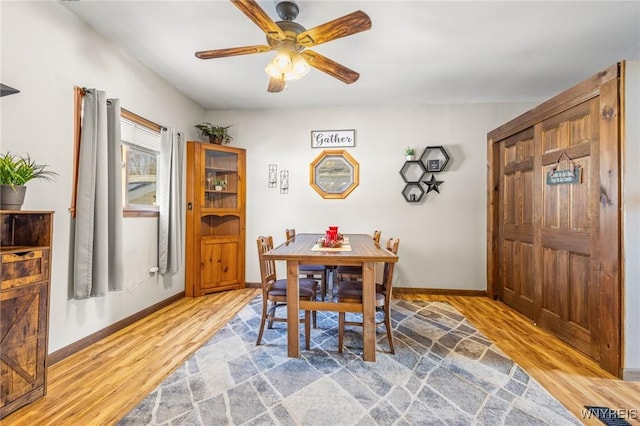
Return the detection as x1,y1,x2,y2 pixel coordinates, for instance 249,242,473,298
61,0,640,110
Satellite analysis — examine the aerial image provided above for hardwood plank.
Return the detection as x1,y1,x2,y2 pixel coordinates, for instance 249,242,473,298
3,290,639,425
2,289,258,426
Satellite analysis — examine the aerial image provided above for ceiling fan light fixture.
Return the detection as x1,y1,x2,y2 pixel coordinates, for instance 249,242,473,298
291,54,310,77
264,50,309,81
265,61,282,79
274,51,292,69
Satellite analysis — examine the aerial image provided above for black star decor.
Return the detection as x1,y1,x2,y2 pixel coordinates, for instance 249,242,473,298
423,174,444,194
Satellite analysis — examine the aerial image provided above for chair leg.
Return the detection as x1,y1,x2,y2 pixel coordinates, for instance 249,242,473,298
321,271,327,301
267,302,277,329
384,304,395,354
256,298,268,346
305,310,311,350
307,272,326,302
338,311,345,353
313,310,317,329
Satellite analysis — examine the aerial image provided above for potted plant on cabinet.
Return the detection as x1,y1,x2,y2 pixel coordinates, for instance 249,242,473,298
405,147,416,161
194,122,233,145
0,152,57,210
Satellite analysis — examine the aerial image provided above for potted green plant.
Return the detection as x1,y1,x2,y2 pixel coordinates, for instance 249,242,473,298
405,147,416,161
214,177,227,191
0,152,57,210
194,122,233,145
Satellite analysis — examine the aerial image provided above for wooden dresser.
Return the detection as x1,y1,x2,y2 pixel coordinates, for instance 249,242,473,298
0,210,53,418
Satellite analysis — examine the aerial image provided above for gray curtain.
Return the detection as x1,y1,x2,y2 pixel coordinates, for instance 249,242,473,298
72,89,124,299
158,127,183,275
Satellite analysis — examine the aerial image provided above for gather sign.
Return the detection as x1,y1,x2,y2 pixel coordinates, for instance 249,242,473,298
311,129,355,148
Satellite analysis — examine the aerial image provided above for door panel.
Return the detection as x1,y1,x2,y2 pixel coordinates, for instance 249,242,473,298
537,98,599,360
201,239,240,291
498,128,535,317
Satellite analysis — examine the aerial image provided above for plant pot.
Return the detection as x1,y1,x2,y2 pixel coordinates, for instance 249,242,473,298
406,155,415,161
214,185,223,191
0,184,27,210
209,135,223,145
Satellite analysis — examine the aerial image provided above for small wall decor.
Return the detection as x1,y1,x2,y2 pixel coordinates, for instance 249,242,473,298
405,146,416,161
268,164,277,188
399,145,450,202
280,170,289,194
546,151,582,185
311,129,355,148
423,174,444,193
0,84,20,97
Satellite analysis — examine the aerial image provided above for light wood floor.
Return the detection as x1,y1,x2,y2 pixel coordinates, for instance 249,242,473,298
3,289,639,425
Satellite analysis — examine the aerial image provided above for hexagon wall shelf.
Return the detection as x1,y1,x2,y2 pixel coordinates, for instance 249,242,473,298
400,146,451,202
420,146,450,172
399,161,426,183
402,183,425,203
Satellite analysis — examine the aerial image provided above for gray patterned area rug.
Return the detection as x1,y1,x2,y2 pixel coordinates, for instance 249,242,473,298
119,298,580,425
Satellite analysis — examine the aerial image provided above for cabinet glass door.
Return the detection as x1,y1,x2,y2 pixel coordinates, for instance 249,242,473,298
203,149,238,209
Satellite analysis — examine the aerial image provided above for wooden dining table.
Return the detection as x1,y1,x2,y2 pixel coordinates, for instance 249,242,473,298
263,233,399,361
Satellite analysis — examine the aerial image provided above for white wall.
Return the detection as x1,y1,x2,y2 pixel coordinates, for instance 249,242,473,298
1,2,204,353
207,103,534,290
623,60,640,377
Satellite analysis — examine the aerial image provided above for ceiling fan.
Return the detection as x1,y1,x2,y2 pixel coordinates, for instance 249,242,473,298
195,0,372,93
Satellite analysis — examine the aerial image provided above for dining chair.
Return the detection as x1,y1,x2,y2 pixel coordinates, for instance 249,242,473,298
285,228,329,301
256,235,318,350
337,237,400,354
335,230,381,282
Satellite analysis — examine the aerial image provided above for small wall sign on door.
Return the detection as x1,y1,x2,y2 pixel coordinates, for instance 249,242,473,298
546,166,582,185
311,129,355,148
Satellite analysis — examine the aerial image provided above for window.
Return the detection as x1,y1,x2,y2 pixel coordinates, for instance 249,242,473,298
72,87,162,218
120,115,160,213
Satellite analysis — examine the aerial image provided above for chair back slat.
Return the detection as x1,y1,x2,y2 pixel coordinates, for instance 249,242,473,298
381,238,400,297
373,230,382,244
285,228,296,241
256,236,277,293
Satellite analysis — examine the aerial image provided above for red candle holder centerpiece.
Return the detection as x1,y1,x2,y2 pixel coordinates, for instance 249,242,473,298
320,226,343,247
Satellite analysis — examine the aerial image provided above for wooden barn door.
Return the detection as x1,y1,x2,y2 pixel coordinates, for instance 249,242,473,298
489,63,621,376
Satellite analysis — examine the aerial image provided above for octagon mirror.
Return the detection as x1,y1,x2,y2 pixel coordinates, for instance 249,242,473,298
309,149,359,199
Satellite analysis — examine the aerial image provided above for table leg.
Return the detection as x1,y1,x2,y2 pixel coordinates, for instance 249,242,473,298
361,261,376,362
286,260,300,357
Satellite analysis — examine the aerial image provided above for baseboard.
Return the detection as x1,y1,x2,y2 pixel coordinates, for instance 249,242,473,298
622,368,640,381
245,282,260,289
48,291,185,366
393,287,488,297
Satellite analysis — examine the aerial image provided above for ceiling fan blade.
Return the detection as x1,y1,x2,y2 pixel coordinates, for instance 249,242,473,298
230,0,286,41
267,77,286,93
301,50,360,84
195,45,272,59
296,10,371,48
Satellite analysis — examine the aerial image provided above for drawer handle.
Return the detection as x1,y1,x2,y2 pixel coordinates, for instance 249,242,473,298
14,251,36,258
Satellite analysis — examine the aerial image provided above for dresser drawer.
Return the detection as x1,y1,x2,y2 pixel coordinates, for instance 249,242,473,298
1,249,49,290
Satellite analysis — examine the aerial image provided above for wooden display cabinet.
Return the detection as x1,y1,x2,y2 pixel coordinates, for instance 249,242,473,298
0,210,53,419
185,142,245,296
